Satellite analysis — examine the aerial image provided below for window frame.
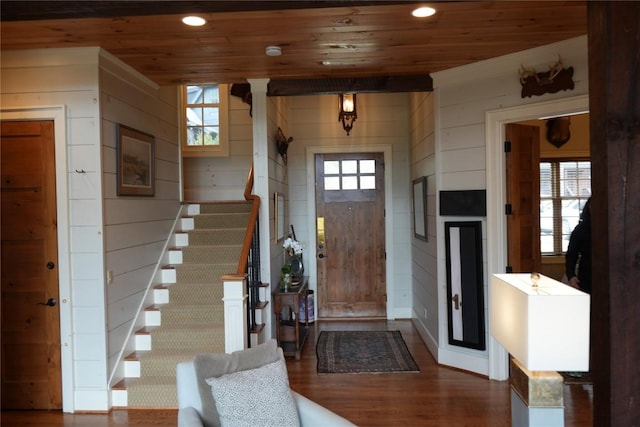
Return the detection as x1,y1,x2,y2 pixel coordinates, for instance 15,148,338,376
540,157,591,256
180,83,230,158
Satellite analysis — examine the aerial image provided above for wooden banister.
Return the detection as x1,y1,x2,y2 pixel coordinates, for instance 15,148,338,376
234,165,260,277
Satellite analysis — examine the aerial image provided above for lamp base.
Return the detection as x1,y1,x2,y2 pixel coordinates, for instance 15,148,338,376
510,357,564,427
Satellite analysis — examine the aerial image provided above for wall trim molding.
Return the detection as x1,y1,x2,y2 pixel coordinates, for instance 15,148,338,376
485,94,589,380
0,105,73,412
305,144,395,320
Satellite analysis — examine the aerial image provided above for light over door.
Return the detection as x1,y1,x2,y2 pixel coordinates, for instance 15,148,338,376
1,120,62,410
315,152,386,318
505,123,541,273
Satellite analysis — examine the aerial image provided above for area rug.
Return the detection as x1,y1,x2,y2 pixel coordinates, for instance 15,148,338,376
316,330,419,374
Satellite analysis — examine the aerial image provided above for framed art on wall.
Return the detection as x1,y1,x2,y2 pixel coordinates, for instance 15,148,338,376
117,124,155,196
274,192,285,243
413,176,428,241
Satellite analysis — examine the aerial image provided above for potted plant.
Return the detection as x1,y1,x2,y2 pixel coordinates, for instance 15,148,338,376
280,264,292,290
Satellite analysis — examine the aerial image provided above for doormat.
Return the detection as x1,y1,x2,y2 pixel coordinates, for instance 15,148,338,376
316,330,419,374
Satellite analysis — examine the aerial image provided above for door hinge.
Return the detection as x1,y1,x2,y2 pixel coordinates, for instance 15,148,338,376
505,204,513,215
504,140,512,153
506,266,513,273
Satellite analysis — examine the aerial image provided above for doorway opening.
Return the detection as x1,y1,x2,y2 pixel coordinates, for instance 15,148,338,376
485,94,589,380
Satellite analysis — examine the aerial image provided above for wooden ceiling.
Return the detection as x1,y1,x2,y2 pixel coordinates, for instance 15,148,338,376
0,1,587,87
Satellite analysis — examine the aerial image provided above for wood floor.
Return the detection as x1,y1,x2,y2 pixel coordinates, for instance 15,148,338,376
1,320,593,427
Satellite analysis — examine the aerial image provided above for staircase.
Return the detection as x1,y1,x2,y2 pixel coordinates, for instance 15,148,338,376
113,201,266,408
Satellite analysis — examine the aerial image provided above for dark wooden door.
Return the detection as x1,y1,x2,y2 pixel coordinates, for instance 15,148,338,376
314,152,386,318
505,123,541,273
1,120,62,410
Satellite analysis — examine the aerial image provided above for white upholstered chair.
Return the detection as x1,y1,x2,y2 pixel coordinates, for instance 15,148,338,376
176,340,356,427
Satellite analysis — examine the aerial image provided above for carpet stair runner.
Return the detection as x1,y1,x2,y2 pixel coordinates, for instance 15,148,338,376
119,202,253,408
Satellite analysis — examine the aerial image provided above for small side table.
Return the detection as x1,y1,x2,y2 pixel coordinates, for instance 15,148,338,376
273,276,309,360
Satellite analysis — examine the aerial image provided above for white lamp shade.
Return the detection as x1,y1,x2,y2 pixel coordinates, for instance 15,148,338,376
490,273,590,371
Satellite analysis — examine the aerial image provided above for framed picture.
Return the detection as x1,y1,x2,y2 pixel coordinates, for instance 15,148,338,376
413,176,428,241
117,124,155,196
274,192,285,243
445,221,486,350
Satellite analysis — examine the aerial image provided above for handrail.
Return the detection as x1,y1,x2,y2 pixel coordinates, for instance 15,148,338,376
235,165,260,276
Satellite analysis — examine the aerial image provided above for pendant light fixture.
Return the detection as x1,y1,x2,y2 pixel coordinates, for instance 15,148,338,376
338,93,357,135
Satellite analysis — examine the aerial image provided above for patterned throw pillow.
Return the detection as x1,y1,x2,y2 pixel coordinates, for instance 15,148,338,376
206,357,300,427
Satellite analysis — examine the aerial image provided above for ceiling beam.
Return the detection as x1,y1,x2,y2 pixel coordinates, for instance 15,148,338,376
266,75,433,96
0,1,422,21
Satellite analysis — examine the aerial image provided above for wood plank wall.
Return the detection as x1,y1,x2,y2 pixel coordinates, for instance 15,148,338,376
98,51,181,382
428,35,589,375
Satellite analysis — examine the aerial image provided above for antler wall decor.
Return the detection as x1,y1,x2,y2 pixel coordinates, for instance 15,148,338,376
519,55,575,98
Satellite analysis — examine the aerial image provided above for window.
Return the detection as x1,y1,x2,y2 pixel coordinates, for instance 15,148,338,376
181,84,229,157
540,160,591,254
323,159,376,190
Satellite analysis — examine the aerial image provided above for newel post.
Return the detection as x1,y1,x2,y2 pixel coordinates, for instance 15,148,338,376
222,276,248,353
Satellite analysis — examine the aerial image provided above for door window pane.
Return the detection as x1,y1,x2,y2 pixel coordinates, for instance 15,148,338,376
360,160,375,174
342,176,358,190
324,161,340,175
324,176,340,190
342,160,357,174
360,176,376,189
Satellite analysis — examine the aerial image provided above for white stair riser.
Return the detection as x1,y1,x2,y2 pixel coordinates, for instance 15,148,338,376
135,334,152,351
154,287,169,304
250,327,265,348
124,360,141,378
179,217,194,231
168,249,183,264
173,233,189,247
161,268,176,284
187,204,201,215
112,389,127,407
254,308,269,325
145,310,161,326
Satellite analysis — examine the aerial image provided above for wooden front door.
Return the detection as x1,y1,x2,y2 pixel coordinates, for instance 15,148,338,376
315,152,386,318
505,123,541,273
1,120,62,410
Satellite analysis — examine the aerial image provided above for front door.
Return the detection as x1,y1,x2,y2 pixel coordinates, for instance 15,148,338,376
505,123,541,273
1,120,62,410
315,152,386,318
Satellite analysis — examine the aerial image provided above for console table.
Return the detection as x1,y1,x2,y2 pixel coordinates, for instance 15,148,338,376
273,276,309,360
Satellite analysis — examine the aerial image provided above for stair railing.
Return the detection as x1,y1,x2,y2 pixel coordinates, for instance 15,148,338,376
222,165,261,348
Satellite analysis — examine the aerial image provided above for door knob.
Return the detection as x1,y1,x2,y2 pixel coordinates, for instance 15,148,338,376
38,298,57,307
47,261,55,270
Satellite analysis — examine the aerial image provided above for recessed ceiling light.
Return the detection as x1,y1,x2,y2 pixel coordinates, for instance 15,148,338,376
412,6,436,18
265,46,282,56
182,16,206,26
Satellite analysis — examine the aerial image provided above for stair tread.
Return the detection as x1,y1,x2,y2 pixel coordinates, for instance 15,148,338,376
126,348,223,361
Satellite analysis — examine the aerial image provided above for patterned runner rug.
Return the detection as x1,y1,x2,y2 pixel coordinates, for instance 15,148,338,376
316,330,419,374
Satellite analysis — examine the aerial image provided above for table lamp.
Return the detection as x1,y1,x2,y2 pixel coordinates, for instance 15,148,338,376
490,273,590,426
